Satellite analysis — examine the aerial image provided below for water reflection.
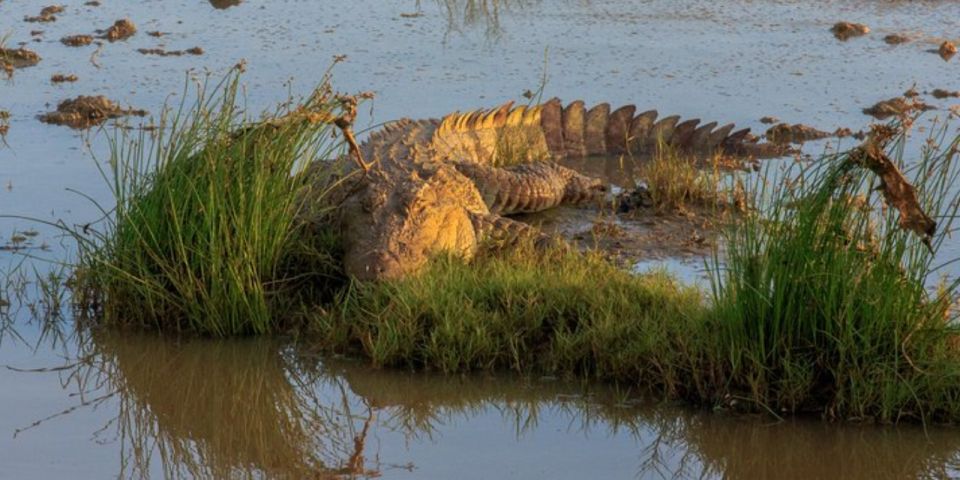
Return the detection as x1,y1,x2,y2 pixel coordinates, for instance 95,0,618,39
421,0,539,40
7,330,952,479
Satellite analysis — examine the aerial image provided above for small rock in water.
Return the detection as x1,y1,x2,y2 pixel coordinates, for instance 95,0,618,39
831,21,869,40
759,116,779,124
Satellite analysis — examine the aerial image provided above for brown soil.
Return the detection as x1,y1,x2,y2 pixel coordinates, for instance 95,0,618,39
39,95,147,129
50,73,78,83
764,123,832,144
137,47,204,56
25,5,64,23
863,97,934,120
939,41,958,61
932,89,960,99
100,19,137,42
883,34,909,45
831,21,869,41
61,34,93,47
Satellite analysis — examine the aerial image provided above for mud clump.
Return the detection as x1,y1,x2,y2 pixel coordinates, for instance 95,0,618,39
39,96,147,129
765,123,832,144
137,47,204,57
61,34,93,47
84,0,101,6
25,5,64,23
831,21,869,40
759,116,779,124
932,89,960,99
883,34,909,45
863,97,934,120
147,31,166,37
50,73,78,83
1,47,41,77
939,41,958,61
99,19,137,42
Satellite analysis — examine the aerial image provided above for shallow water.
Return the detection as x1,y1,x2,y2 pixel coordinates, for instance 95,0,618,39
3,0,960,478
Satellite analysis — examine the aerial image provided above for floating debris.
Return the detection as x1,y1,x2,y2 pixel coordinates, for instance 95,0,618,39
863,97,934,120
99,19,137,42
137,46,204,57
765,123,833,144
400,12,424,18
61,34,93,47
50,73,78,83
147,31,166,37
24,5,64,23
759,116,779,124
883,34,909,45
39,95,147,129
831,21,869,41
939,41,957,61
932,89,960,99
84,0,101,5
30,30,44,36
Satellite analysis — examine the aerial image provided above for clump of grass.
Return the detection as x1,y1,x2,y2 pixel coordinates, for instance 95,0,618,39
311,243,708,377
707,124,960,422
639,142,726,213
74,68,346,336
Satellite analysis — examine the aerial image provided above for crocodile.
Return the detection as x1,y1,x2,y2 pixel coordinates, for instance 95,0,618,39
314,98,786,280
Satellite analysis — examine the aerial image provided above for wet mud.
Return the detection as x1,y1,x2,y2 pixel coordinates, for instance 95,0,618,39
939,41,958,60
39,96,147,129
764,123,834,144
60,34,94,47
883,34,910,45
99,19,137,42
137,47,204,57
24,5,64,23
933,89,960,100
831,21,870,41
863,96,934,120
0,47,41,70
50,73,78,83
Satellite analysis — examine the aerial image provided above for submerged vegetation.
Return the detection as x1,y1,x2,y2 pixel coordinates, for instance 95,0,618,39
4,70,960,423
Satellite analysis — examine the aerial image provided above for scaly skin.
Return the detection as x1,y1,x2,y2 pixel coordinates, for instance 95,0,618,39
318,99,784,280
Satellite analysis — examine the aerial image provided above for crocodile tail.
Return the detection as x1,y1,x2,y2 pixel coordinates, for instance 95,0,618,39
541,99,787,159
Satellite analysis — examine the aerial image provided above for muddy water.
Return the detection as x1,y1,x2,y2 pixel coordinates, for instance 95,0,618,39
3,329,960,479
3,0,960,478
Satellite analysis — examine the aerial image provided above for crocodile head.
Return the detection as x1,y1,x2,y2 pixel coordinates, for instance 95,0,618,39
340,163,490,281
